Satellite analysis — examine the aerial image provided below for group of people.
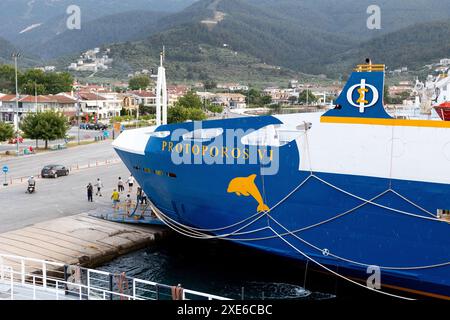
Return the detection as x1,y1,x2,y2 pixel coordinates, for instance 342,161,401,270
86,178,104,202
86,174,148,217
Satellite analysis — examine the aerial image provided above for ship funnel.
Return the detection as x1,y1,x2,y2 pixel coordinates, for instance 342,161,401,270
323,63,392,119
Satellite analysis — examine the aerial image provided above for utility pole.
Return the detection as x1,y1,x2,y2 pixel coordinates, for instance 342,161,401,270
34,82,38,112
77,101,81,145
12,52,20,156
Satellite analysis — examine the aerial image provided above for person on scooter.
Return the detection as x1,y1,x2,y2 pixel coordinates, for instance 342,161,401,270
27,176,36,193
28,176,36,187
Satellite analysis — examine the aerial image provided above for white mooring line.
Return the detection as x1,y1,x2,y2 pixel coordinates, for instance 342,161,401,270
0,253,230,301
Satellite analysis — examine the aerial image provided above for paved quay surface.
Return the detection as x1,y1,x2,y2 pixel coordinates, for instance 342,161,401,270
0,212,169,271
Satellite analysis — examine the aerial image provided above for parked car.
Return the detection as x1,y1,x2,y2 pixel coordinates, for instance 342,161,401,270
79,123,88,129
41,165,69,178
83,123,108,130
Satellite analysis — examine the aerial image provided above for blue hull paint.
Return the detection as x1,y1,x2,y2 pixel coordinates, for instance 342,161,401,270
114,114,450,298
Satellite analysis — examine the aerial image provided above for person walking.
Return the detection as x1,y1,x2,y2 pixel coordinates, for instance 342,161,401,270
111,189,120,212
136,186,143,205
125,194,133,216
87,183,93,202
95,178,103,197
118,177,124,193
127,175,135,193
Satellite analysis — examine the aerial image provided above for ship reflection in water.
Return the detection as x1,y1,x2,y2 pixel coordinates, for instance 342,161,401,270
97,234,389,300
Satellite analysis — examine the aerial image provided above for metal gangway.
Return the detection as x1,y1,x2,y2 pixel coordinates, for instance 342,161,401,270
0,253,230,301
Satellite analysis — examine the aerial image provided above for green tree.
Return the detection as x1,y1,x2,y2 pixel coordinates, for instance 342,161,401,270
176,90,203,109
186,108,207,121
0,64,16,93
168,105,189,124
129,75,150,90
168,91,207,123
0,122,14,142
288,96,298,104
204,80,217,90
139,103,155,115
207,104,224,114
19,69,73,95
260,95,272,106
20,111,69,149
298,90,317,104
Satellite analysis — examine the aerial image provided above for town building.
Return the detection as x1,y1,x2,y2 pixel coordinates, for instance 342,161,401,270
74,91,122,121
167,85,189,106
122,91,157,115
211,93,247,109
0,94,78,122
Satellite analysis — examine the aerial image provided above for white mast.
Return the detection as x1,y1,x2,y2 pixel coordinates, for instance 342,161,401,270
156,46,168,126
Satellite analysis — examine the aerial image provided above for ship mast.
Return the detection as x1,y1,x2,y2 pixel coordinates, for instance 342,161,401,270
156,46,168,126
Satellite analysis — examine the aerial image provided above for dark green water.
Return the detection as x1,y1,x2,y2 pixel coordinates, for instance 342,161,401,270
97,234,381,300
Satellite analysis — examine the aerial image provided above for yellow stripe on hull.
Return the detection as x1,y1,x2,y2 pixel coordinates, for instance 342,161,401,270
321,116,450,128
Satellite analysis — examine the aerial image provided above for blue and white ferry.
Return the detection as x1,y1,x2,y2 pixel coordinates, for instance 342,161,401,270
113,63,450,299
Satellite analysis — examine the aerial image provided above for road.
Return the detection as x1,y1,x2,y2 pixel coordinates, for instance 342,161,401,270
0,160,131,234
0,127,108,152
0,140,117,179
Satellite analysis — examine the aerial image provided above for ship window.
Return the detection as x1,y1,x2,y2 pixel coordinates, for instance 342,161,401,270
155,170,164,176
241,123,311,147
144,168,153,174
182,128,223,142
147,131,170,138
168,172,177,178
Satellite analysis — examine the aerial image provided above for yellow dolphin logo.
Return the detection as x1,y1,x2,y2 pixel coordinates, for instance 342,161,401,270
227,174,270,213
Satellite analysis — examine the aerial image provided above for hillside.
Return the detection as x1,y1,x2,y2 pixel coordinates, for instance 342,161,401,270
0,0,197,42
68,0,450,82
98,0,355,79
19,10,169,59
0,37,38,66
323,21,450,76
15,0,450,83
246,0,450,40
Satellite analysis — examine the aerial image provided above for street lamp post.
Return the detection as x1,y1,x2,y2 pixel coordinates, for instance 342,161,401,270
77,101,81,145
12,52,21,156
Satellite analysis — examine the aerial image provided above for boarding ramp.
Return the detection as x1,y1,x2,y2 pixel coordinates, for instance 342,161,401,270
0,253,230,300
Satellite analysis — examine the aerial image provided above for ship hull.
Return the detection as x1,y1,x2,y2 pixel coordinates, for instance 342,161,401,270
113,112,450,299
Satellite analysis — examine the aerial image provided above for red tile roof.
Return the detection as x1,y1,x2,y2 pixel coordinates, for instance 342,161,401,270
0,94,17,102
130,91,156,98
78,92,106,101
52,95,77,103
19,95,54,103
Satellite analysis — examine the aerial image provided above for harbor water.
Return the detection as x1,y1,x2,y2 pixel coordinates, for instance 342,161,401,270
97,233,386,300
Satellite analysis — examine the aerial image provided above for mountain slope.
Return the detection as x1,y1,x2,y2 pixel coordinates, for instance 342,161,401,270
18,10,169,59
0,0,198,43
246,0,450,40
324,21,450,76
0,37,38,66
105,0,356,76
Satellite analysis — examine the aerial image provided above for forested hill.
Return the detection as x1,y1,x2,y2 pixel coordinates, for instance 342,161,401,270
327,21,450,74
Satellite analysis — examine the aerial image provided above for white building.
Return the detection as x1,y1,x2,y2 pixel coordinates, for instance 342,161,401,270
76,91,122,121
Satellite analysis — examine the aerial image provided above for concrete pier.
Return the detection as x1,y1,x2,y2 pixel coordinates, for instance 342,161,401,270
0,212,169,270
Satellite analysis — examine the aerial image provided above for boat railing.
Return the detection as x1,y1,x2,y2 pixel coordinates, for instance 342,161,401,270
354,64,385,72
0,253,230,300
